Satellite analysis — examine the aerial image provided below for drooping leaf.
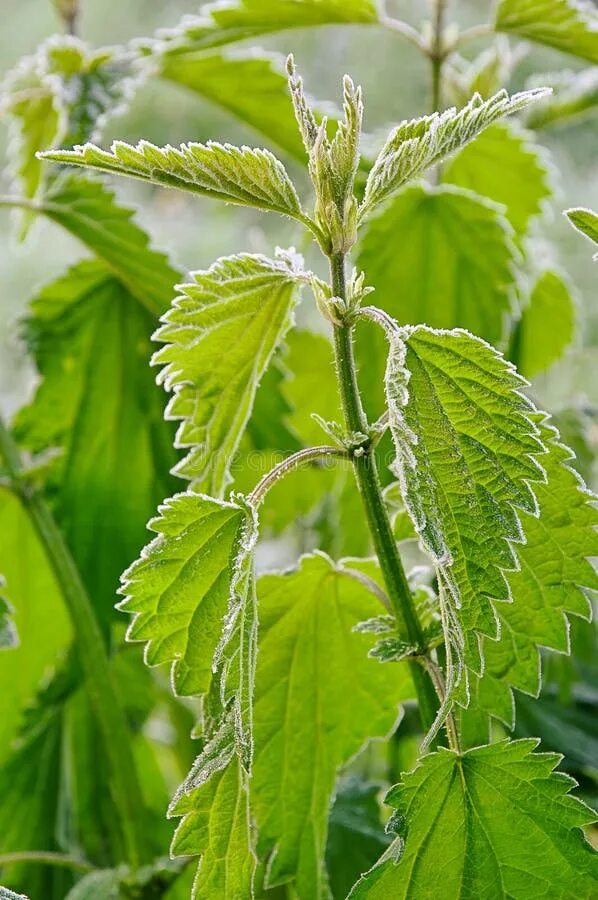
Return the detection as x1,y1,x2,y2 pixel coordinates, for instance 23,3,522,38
159,50,314,161
13,260,177,626
349,739,598,898
36,175,181,317
0,579,18,650
1,35,140,207
326,777,390,900
360,87,550,218
41,139,304,221
169,755,255,900
356,185,517,410
469,418,597,726
513,270,576,378
252,553,414,898
525,69,598,129
566,206,598,257
495,0,598,64
152,251,303,495
0,487,72,760
118,492,241,695
147,0,379,54
443,122,551,237
384,326,545,704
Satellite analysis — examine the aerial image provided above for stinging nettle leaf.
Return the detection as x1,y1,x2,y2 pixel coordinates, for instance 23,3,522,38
252,553,414,898
0,578,18,650
350,739,598,898
514,270,576,379
495,0,598,65
565,206,598,258
360,87,550,218
525,69,598,129
152,251,303,495
40,138,304,220
384,325,546,705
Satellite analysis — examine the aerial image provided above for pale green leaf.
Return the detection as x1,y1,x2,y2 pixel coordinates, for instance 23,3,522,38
169,756,255,900
471,418,598,726
360,87,550,218
356,185,517,410
515,270,576,378
566,206,598,257
118,492,253,700
13,260,177,627
152,251,302,495
385,326,545,703
350,739,598,898
41,138,304,221
252,553,414,898
0,579,18,650
37,174,181,317
159,50,313,161
0,888,29,899
525,69,598,129
64,870,121,899
1,35,140,206
443,122,552,236
496,0,598,64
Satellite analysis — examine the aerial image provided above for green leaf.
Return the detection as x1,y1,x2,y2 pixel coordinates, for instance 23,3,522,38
0,579,18,650
443,122,552,237
0,487,72,760
360,87,550,218
252,553,414,897
0,890,29,899
1,36,139,207
384,326,545,703
159,50,313,162
152,251,303,495
118,492,253,700
13,260,176,626
169,755,255,900
326,777,390,900
496,0,598,64
38,175,181,317
41,138,304,221
525,69,598,129
349,739,598,898
566,206,598,257
356,185,517,410
470,418,598,725
64,870,122,899
514,270,576,378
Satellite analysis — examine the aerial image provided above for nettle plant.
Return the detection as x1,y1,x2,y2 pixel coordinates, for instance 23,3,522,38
37,55,598,900
1,1,598,899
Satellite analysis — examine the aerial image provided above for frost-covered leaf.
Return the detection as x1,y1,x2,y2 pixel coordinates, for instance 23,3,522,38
350,739,598,898
496,0,598,64
169,755,255,900
152,252,302,495
566,206,598,257
360,87,549,218
356,185,517,409
525,69,598,129
148,0,379,54
0,579,18,650
41,138,303,220
443,122,551,237
385,326,545,704
0,888,29,900
1,36,140,213
252,553,414,898
118,492,254,702
514,270,576,378
36,174,181,317
160,50,315,161
470,418,598,726
13,260,177,626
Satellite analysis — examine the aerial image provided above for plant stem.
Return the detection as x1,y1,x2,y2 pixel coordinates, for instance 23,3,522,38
249,445,347,506
0,416,145,867
328,254,438,734
0,851,94,874
430,0,448,113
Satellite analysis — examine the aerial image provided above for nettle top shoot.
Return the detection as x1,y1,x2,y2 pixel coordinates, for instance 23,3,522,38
33,56,598,899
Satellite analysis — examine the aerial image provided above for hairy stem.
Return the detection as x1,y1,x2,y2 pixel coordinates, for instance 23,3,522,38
430,0,448,114
0,416,146,867
249,445,347,506
0,851,94,873
328,254,439,735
